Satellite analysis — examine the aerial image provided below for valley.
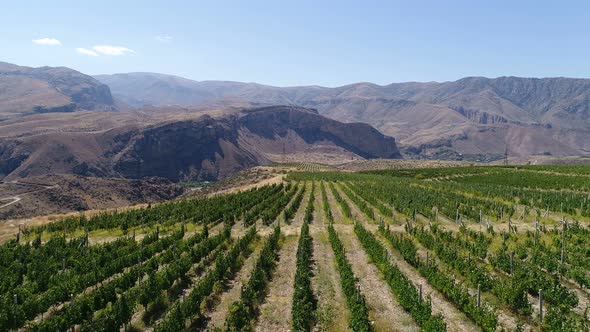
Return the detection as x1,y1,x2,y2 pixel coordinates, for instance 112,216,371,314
1,164,589,331
4,2,590,331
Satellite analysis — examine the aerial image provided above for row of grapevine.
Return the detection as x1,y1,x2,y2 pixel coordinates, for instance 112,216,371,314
1,227,189,331
288,172,514,223
304,182,315,224
413,224,587,330
489,244,578,311
343,181,392,218
326,223,371,331
153,226,258,331
339,181,498,330
320,181,333,222
516,221,590,288
352,222,447,331
328,182,352,218
438,225,491,259
224,225,281,331
284,184,306,224
291,219,316,331
452,169,590,192
407,225,531,316
243,184,291,225
428,179,590,217
78,226,231,331
362,221,497,331
25,226,211,331
261,184,299,225
27,184,278,237
338,183,375,220
1,235,134,297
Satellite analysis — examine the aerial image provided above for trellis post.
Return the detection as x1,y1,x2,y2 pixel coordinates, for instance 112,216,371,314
418,284,422,303
539,289,543,322
561,218,566,265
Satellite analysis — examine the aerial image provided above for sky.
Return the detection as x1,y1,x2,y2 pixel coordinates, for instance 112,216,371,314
2,0,590,87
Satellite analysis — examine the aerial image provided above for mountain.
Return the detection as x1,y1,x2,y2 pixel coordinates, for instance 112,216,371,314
0,105,400,182
94,72,262,107
96,73,590,160
0,61,116,119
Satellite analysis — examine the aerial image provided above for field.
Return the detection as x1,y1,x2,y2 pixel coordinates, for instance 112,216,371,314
1,165,590,331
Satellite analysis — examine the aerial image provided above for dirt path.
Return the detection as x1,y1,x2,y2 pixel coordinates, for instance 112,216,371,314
0,196,21,208
255,234,299,332
0,180,59,209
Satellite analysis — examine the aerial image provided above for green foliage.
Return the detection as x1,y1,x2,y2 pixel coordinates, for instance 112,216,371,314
224,225,281,331
153,226,257,331
328,182,352,218
284,184,306,224
303,182,315,224
327,223,371,332
292,221,316,331
354,223,446,331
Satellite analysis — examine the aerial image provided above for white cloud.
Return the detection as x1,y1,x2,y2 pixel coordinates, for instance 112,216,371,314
76,47,99,57
92,45,134,56
155,34,172,42
32,38,62,46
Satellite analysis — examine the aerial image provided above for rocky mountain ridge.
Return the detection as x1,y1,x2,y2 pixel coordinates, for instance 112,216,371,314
96,73,590,159
0,105,400,182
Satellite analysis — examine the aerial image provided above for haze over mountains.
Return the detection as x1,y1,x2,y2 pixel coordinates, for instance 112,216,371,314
0,62,399,181
3,60,590,186
2,60,590,218
97,72,590,160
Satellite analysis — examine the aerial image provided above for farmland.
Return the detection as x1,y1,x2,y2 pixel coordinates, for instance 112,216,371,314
1,165,590,331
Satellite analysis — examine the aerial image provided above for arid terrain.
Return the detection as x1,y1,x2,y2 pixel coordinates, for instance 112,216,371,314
0,175,182,221
97,73,590,160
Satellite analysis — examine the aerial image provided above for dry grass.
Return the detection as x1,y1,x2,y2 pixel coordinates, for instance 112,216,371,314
255,235,298,332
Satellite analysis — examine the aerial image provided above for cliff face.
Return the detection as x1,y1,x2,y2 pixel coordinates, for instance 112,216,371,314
97,73,590,159
237,106,401,159
108,106,400,181
0,106,401,181
110,115,260,181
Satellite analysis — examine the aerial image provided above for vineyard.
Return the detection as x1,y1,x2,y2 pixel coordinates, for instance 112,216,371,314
1,165,590,331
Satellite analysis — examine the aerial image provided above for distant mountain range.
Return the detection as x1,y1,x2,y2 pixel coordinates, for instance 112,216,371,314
0,61,116,118
96,73,590,160
2,60,590,167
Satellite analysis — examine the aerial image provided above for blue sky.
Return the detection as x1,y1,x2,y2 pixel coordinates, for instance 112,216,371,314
2,0,590,87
